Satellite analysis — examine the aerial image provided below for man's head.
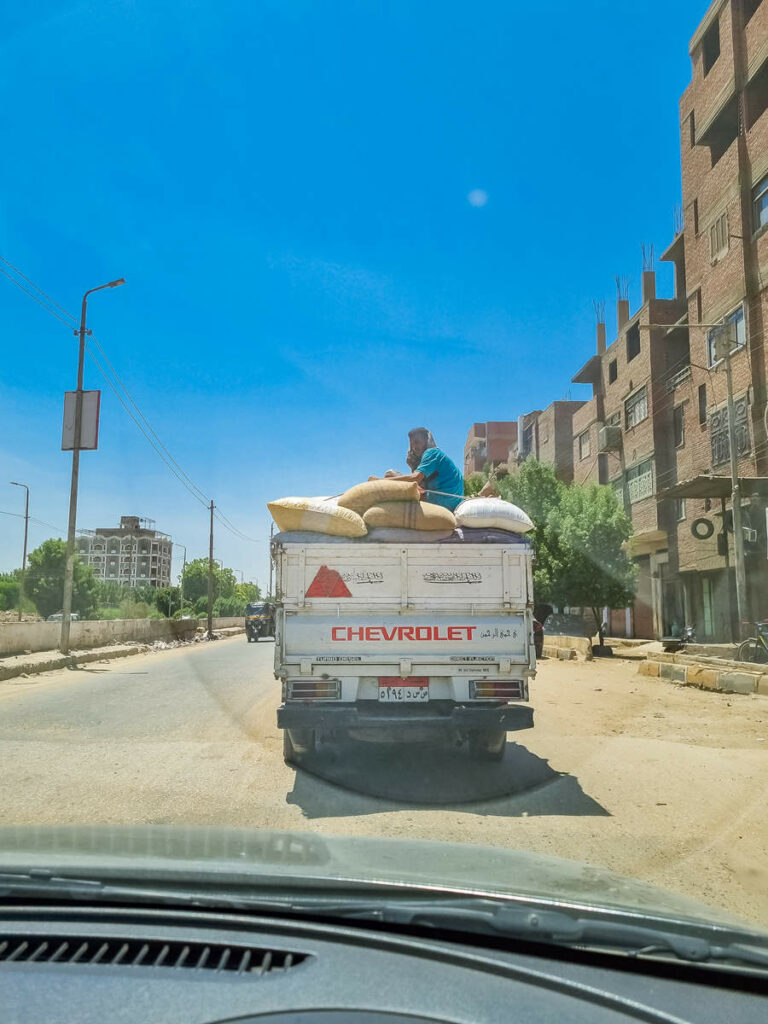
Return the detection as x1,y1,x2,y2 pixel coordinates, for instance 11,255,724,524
408,427,436,460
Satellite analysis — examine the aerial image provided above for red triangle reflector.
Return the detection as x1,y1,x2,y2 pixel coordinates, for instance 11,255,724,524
305,565,352,598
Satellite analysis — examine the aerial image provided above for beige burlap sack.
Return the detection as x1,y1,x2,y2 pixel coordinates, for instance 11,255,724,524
363,501,456,531
268,498,367,537
337,479,420,514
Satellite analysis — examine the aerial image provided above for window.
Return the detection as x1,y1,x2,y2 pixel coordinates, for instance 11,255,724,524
707,306,746,366
692,198,699,234
710,395,751,465
578,431,591,460
689,110,696,147
705,94,739,166
676,498,687,522
698,383,708,424
709,210,729,259
702,19,720,76
744,0,761,24
608,359,618,383
626,458,654,503
746,55,768,130
693,288,702,323
626,322,640,362
673,405,685,447
606,411,621,427
625,386,648,429
753,172,768,233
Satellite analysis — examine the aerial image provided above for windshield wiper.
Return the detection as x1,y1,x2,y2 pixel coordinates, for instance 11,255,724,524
2,871,767,972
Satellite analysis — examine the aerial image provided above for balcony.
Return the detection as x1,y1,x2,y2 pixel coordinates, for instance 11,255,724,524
664,363,692,393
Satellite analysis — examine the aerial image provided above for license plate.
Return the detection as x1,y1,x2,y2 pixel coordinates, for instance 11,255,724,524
377,677,429,702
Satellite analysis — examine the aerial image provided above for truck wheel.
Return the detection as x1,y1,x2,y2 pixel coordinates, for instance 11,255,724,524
283,728,316,766
468,729,506,761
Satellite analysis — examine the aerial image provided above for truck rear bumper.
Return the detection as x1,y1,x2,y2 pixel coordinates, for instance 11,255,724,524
277,701,534,733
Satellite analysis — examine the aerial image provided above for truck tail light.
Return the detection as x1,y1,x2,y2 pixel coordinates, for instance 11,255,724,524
470,680,523,700
288,680,341,700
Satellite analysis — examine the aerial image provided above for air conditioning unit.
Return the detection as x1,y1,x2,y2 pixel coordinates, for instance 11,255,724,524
598,424,623,452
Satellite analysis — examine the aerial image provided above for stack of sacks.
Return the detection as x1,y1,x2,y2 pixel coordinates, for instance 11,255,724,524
267,496,368,538
452,496,534,539
337,479,456,542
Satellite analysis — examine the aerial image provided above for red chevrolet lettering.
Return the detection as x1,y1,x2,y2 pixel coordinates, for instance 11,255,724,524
331,625,477,642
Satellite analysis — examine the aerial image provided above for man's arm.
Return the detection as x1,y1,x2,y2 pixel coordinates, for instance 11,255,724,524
368,471,425,483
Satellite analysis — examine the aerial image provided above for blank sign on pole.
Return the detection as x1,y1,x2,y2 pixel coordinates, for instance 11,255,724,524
62,390,101,450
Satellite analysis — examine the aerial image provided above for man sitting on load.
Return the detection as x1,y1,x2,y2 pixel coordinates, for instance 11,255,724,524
371,427,464,511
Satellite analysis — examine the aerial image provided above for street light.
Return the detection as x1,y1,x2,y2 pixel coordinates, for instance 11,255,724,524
9,482,29,622
60,278,125,654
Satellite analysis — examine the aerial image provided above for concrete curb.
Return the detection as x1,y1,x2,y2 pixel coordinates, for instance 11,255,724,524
0,627,246,683
638,657,768,695
541,635,593,661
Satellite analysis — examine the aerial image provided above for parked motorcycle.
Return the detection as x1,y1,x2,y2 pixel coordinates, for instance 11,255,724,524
661,624,696,653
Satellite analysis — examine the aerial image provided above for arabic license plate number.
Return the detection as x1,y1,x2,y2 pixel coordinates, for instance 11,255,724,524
378,678,429,702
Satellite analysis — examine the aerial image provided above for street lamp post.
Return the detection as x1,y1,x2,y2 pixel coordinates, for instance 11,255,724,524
9,482,29,621
60,278,125,654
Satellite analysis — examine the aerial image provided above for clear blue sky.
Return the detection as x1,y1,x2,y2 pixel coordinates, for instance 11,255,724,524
1,0,707,587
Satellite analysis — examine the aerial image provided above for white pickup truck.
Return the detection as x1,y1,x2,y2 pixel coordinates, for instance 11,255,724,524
273,532,536,764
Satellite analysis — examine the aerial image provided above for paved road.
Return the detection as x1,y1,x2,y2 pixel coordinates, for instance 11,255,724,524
1,636,768,927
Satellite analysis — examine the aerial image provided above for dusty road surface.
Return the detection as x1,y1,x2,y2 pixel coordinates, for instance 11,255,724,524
1,636,767,928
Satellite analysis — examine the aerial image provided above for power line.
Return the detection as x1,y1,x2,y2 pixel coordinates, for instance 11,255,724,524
0,253,262,542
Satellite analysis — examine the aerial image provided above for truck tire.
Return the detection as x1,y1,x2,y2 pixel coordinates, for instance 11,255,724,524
283,728,316,766
468,728,506,761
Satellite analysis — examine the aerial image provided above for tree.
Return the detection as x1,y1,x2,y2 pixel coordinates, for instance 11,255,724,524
550,483,637,638
0,573,20,612
26,539,98,619
181,559,239,604
496,459,569,609
154,586,180,617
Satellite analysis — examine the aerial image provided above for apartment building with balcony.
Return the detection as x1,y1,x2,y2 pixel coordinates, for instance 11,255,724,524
663,0,768,641
571,272,687,639
77,515,173,588
464,421,518,476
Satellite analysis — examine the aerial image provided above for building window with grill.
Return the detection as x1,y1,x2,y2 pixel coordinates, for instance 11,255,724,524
707,306,745,366
753,173,768,234
626,458,654,503
673,405,685,447
709,211,728,260
710,396,751,466
626,322,641,362
578,431,591,461
625,386,648,429
608,359,618,383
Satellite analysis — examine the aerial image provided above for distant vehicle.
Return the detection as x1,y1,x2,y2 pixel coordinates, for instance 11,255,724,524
661,624,697,653
46,612,79,622
245,602,274,642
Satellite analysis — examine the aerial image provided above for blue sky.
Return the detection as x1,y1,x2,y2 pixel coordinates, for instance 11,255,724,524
1,0,707,587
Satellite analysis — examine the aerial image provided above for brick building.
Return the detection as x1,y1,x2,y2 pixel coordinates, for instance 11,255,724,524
568,0,768,641
571,273,687,639
508,401,585,483
464,421,517,476
77,516,173,589
664,0,768,641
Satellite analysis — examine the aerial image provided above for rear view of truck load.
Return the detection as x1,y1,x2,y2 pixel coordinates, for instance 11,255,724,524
269,483,537,765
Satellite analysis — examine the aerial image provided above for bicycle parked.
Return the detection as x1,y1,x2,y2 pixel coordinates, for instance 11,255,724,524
737,621,768,665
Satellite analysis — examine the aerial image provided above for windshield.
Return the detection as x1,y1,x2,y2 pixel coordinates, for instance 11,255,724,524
2,0,768,968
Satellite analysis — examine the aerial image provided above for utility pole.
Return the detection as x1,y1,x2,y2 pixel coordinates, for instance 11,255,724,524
9,482,29,621
207,500,215,639
715,324,749,638
60,278,125,654
176,543,187,616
